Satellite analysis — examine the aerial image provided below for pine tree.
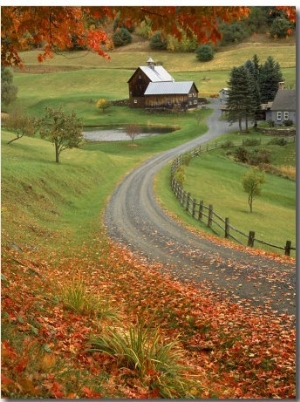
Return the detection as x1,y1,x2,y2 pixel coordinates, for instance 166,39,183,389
244,55,261,126
259,56,283,103
226,66,256,131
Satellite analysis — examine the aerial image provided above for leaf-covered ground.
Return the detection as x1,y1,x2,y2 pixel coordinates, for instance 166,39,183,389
1,235,296,399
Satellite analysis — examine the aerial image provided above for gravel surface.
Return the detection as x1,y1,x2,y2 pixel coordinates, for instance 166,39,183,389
104,101,296,318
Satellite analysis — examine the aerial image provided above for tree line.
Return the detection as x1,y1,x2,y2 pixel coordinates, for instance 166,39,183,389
225,55,283,131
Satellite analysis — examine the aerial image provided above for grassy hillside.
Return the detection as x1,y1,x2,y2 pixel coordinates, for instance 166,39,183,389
13,37,296,106
2,39,296,398
1,129,296,399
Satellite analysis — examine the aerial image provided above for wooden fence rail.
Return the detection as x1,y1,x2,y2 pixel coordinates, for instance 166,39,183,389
170,138,296,257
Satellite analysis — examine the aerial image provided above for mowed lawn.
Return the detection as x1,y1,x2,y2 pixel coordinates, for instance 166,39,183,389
182,152,296,252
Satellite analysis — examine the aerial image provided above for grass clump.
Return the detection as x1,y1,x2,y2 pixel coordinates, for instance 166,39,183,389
89,320,199,398
59,277,118,320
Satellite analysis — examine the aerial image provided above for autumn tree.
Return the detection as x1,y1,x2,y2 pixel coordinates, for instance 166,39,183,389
242,168,265,213
125,124,141,144
4,111,37,144
96,99,110,112
1,6,256,68
36,107,83,163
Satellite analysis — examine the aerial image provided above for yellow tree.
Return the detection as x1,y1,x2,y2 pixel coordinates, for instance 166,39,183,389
96,99,110,112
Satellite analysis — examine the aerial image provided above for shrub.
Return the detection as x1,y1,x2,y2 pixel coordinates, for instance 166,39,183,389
243,138,261,146
150,31,168,50
135,17,152,39
112,28,132,47
175,166,185,186
283,119,293,127
248,149,272,165
221,140,235,148
267,120,275,127
268,137,288,146
269,17,293,39
195,44,214,62
219,21,250,45
234,147,250,163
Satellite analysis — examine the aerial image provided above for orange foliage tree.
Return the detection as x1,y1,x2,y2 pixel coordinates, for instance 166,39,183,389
1,6,296,68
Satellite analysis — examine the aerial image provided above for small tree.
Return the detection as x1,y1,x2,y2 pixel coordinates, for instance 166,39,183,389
36,107,83,163
96,99,110,112
150,31,168,50
1,67,18,108
195,44,214,62
242,168,265,213
125,124,140,144
112,28,132,47
4,110,37,144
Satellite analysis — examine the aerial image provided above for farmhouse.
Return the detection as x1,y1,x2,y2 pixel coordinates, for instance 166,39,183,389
128,57,198,109
265,89,296,126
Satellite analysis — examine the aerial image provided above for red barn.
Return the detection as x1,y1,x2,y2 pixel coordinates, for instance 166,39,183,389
128,57,198,110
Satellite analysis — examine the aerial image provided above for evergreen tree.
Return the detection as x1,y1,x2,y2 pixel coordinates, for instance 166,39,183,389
1,67,18,107
226,66,256,131
244,55,261,126
259,56,283,103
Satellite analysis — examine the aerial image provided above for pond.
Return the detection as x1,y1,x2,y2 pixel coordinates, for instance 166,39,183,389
83,125,177,142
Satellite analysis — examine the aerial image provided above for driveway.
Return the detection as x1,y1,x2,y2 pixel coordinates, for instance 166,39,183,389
104,100,296,318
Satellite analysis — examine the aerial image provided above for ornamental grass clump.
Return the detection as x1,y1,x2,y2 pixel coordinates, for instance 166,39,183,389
59,278,118,320
89,322,199,398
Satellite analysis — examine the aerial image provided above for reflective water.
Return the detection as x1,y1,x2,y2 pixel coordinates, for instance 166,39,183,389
83,126,176,142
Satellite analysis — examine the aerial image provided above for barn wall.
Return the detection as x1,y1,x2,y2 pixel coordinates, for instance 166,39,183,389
129,96,146,108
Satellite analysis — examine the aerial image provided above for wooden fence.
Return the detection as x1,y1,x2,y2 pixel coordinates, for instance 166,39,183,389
170,139,296,257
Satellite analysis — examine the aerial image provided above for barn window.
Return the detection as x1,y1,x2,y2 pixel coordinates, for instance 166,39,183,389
284,111,289,120
276,112,282,121
134,99,137,104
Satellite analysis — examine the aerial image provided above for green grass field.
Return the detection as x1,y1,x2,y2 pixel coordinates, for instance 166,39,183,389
3,39,296,256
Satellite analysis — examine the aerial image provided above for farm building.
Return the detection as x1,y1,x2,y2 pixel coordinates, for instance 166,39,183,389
219,88,229,103
128,57,198,109
265,89,296,126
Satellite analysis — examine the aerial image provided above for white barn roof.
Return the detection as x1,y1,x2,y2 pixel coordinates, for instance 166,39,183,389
144,81,196,95
139,65,174,83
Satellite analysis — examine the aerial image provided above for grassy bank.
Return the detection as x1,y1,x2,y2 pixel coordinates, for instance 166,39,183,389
156,135,296,256
1,129,296,399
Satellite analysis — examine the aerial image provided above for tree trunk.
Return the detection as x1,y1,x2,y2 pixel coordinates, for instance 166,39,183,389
239,117,242,131
7,134,23,145
55,142,60,163
248,194,253,213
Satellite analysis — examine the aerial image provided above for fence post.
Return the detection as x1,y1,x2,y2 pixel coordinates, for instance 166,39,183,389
225,217,230,239
208,205,213,227
182,191,186,207
186,192,191,212
285,240,291,256
198,201,203,221
248,231,255,247
192,199,197,218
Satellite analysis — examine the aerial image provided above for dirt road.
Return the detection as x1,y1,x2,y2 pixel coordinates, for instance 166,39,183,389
104,101,296,318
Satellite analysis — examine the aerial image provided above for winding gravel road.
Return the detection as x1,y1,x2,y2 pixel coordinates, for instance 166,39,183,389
104,101,296,318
